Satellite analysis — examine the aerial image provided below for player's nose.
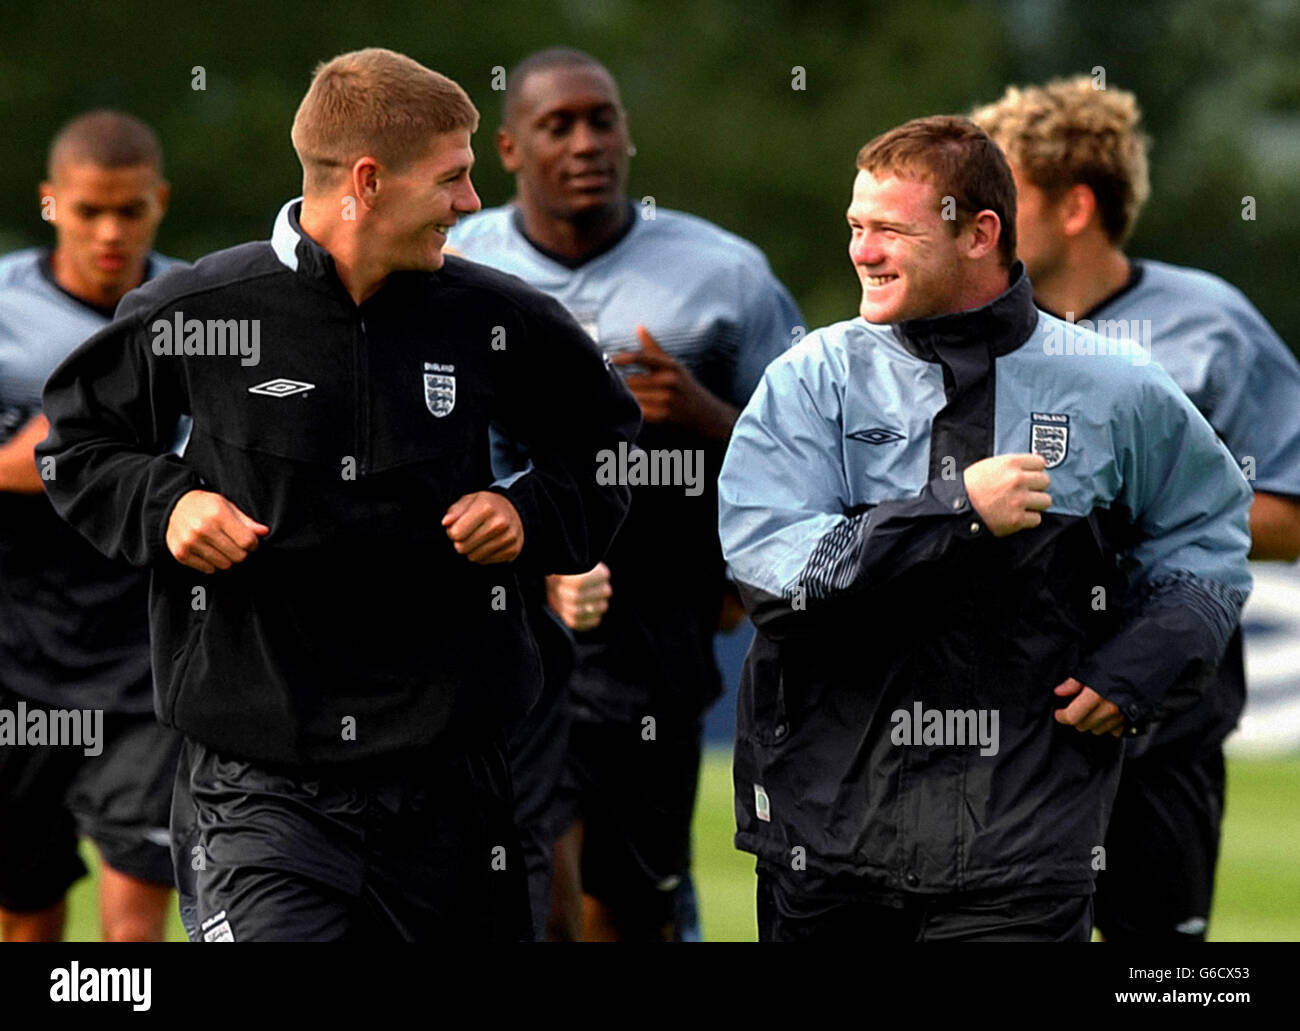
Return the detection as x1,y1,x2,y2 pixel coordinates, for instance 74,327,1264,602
95,215,126,243
457,177,482,215
850,236,884,266
569,120,602,155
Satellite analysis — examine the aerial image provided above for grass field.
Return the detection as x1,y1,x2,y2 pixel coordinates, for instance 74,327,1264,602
63,750,1300,942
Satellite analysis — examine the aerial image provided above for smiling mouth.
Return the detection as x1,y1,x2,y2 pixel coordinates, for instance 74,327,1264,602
865,274,898,286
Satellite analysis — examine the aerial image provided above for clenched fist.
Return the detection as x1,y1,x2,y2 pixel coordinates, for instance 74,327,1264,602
962,453,1052,537
546,562,612,632
165,490,269,574
442,491,524,564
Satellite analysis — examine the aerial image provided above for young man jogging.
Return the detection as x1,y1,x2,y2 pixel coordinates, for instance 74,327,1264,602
973,77,1300,941
718,116,1253,941
451,47,801,940
0,110,178,942
38,49,639,942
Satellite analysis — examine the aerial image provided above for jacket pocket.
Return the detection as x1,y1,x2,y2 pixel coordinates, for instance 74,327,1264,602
162,605,207,725
747,636,790,747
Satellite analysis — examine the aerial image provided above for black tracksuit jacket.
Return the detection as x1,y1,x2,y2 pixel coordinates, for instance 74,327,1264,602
37,201,640,767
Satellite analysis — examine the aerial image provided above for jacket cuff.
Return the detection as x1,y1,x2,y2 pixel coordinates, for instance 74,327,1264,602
147,465,207,566
1075,572,1247,722
487,477,542,568
926,475,988,541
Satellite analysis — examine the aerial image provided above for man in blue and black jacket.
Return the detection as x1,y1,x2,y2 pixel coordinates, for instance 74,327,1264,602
718,115,1253,941
38,48,640,942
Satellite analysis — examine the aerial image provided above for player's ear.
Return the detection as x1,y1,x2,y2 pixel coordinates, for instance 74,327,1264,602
1060,183,1097,238
352,156,382,209
497,126,520,173
965,209,1002,261
154,178,171,218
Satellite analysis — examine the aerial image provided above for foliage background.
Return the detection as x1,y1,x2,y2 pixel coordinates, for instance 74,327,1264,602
6,0,1297,941
2,0,1297,344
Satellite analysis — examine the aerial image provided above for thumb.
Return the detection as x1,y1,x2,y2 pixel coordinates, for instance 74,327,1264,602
636,324,665,354
442,493,473,526
231,502,270,535
1053,677,1083,696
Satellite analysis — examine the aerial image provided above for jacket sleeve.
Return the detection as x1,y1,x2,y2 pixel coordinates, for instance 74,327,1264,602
36,292,202,567
1074,364,1253,724
718,345,986,640
487,290,641,575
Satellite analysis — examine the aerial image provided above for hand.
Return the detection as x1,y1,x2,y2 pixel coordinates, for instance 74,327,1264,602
610,325,737,441
165,490,269,573
1053,678,1125,736
546,563,612,631
962,453,1051,537
718,584,746,632
442,491,524,564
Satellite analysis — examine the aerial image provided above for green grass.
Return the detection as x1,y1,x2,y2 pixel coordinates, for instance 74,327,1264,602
61,750,1300,942
689,750,1300,943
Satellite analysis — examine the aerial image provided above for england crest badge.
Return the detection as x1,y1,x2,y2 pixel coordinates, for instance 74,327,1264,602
1030,412,1069,469
423,362,455,418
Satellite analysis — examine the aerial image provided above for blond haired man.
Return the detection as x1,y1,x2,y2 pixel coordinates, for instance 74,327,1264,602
38,49,640,941
974,77,1300,941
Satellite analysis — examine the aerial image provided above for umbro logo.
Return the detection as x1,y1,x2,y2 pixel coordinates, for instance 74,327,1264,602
248,378,314,397
848,427,906,445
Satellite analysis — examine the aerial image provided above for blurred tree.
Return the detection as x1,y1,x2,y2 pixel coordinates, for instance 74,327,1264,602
1,0,1294,346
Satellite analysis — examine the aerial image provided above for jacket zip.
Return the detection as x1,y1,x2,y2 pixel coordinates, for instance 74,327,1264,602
356,315,371,476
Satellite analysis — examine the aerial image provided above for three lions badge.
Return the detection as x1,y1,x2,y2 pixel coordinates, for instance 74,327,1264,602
423,361,455,418
1030,412,1069,469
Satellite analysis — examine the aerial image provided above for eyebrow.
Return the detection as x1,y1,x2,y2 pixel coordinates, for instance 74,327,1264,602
534,101,619,124
441,158,475,178
845,211,915,231
73,201,147,213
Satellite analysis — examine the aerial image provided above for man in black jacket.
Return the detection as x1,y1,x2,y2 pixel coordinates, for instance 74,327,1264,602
37,48,640,942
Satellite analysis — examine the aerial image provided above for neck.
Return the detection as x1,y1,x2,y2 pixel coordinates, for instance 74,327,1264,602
50,248,146,309
517,198,629,261
948,264,1012,315
1031,240,1130,320
299,195,388,306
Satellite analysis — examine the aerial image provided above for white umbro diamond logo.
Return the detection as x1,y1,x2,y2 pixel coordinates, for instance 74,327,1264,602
248,378,314,397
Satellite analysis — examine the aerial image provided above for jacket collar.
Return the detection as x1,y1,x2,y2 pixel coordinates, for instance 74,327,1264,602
271,197,339,283
889,261,1038,362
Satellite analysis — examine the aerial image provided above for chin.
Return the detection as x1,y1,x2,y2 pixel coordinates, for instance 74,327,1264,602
858,300,898,325
567,196,621,224
400,249,442,273
93,272,128,298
